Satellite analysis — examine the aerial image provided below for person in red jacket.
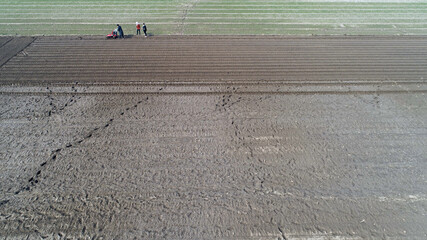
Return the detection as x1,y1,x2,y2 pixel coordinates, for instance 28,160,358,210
136,22,141,35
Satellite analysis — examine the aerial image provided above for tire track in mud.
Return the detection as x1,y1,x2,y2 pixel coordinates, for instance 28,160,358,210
216,91,267,187
216,91,290,239
278,226,288,240
215,86,241,112
12,96,151,196
217,93,267,195
0,38,13,49
0,37,36,68
45,82,80,117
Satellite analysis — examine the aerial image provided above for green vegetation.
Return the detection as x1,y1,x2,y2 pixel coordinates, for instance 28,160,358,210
1,0,426,35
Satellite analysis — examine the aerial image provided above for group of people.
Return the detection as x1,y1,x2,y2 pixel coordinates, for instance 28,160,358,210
136,22,148,37
113,23,147,39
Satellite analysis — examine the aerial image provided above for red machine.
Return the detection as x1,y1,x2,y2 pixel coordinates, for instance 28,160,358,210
106,30,118,39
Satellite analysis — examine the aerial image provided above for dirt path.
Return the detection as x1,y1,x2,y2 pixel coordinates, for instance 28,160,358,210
0,36,426,239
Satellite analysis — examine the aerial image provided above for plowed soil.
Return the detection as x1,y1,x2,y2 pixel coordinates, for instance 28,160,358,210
0,36,426,239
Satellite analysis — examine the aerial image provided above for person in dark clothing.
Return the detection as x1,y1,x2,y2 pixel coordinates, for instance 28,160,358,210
142,23,147,37
117,24,124,39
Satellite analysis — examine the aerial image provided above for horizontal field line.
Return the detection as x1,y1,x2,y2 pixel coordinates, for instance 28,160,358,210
4,28,427,31
12,7,407,9
18,54,427,57
4,70,426,73
2,80,425,87
3,1,426,4
0,13,181,15
15,49,427,53
2,4,426,7
3,8,427,11
12,55,427,58
8,65,427,68
3,24,427,28
7,60,427,64
2,90,427,96
185,0,427,2
13,53,427,56
10,62,427,65
18,51,427,54
8,58,427,62
4,23,427,25
12,59,427,62
4,3,425,4
2,17,427,20
6,1,426,3
189,12,425,16
29,41,427,43
12,61,427,64
2,12,426,15
5,71,426,75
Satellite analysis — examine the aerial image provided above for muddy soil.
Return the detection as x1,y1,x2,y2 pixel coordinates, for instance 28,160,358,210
0,36,426,239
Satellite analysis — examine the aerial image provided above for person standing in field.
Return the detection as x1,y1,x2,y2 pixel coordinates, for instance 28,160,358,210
136,22,141,35
117,24,124,39
142,23,147,37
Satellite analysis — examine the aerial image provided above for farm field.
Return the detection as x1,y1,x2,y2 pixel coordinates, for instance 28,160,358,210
1,0,427,35
1,0,427,239
0,36,426,239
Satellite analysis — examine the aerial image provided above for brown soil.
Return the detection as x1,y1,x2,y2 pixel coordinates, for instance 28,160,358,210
0,36,426,239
